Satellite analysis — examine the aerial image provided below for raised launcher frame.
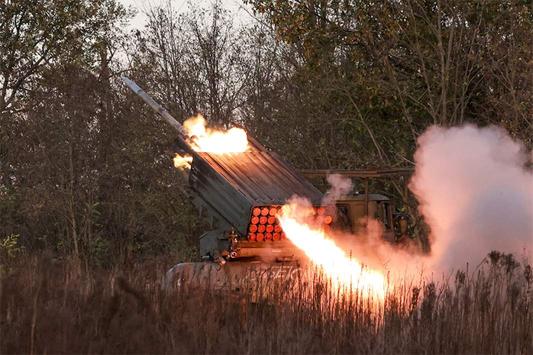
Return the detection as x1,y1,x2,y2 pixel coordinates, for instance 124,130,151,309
119,77,326,263
187,136,324,262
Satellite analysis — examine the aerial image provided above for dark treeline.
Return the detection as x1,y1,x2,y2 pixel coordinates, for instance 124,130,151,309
0,0,531,264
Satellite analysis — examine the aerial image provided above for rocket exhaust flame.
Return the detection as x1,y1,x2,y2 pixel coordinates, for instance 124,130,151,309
183,114,248,153
278,198,387,298
119,77,248,156
172,114,248,170
173,154,193,169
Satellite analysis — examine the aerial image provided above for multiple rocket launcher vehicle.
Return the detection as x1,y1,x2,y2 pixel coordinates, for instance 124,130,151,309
122,77,405,267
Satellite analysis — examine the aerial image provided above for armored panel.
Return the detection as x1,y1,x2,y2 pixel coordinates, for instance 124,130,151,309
188,140,323,237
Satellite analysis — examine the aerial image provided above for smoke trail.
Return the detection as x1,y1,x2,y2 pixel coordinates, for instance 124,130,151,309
284,125,530,277
322,174,353,206
409,125,533,269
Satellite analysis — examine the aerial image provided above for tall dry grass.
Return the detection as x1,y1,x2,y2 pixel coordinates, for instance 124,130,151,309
0,253,531,354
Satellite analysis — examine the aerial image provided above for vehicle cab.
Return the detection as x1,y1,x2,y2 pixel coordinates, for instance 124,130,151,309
334,193,395,241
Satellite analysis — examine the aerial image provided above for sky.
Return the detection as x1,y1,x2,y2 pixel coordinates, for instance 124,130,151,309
118,0,254,30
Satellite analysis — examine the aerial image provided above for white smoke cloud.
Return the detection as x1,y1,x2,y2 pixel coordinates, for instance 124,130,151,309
409,125,533,270
282,125,530,279
322,173,353,206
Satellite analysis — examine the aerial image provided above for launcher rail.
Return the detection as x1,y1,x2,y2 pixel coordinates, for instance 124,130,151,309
121,77,324,261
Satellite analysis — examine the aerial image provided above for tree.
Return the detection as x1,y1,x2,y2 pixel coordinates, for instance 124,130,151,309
246,0,532,150
133,0,252,126
0,0,128,188
245,0,532,247
0,0,129,258
0,0,127,115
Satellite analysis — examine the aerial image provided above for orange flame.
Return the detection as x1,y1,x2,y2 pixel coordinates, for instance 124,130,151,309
183,114,248,153
278,200,387,298
173,154,193,169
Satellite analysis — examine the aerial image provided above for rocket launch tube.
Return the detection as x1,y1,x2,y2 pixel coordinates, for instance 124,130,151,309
120,76,194,154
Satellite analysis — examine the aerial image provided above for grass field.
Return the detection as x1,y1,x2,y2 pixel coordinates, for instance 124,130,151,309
1,253,531,354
